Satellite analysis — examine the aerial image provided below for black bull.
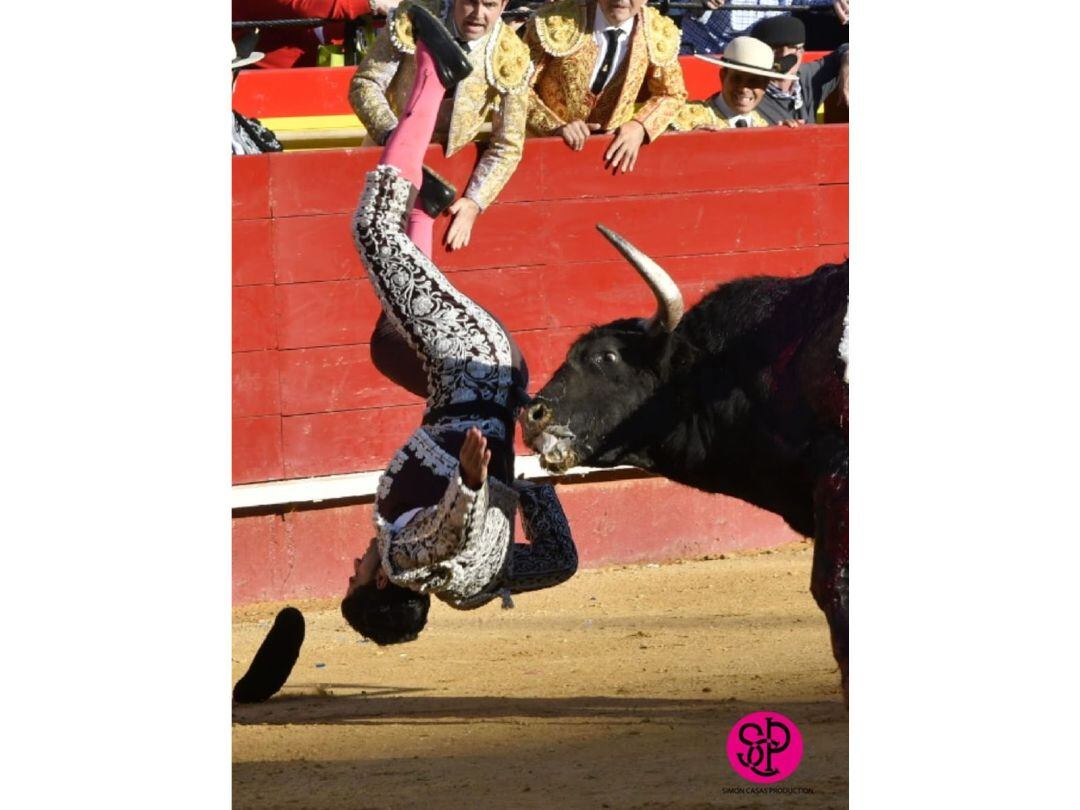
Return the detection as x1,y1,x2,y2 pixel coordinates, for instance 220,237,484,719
521,226,849,696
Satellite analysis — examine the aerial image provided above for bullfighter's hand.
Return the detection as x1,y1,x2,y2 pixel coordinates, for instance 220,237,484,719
459,427,491,491
779,119,804,128
604,120,646,174
558,120,601,151
445,197,480,251
833,0,849,24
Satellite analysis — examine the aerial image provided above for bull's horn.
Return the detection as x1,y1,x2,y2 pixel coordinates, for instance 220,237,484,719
596,224,684,333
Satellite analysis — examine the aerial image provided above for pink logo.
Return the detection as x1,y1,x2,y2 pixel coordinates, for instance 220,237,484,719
726,712,803,783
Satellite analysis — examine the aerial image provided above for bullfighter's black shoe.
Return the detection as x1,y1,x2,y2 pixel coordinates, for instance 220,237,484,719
233,606,306,704
419,165,457,218
407,3,473,90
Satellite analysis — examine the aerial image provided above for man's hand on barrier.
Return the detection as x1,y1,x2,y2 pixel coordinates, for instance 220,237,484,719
558,120,601,151
445,197,481,250
604,119,646,174
833,0,850,24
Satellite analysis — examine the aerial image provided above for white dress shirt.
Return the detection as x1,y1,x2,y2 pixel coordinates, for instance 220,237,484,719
589,8,635,93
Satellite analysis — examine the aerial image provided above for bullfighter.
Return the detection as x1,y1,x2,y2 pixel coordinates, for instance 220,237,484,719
342,3,579,645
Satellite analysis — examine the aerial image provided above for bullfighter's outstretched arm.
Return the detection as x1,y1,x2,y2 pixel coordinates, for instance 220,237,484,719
505,480,578,593
380,455,490,577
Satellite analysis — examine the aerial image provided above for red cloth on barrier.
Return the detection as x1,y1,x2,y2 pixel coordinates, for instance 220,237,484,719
233,0,374,69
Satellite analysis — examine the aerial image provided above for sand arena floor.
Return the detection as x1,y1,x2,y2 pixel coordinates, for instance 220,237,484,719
232,542,847,809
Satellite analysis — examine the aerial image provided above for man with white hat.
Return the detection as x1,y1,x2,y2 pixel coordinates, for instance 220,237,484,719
232,34,284,154
748,14,848,126
669,36,797,131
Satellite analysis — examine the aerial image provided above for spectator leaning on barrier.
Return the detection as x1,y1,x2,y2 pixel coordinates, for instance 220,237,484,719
749,13,847,125
232,36,285,154
232,0,402,70
524,0,687,174
680,0,847,57
668,36,795,131
349,0,532,252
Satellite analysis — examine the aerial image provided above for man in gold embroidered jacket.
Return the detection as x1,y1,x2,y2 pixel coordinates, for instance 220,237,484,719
523,0,687,172
350,0,533,247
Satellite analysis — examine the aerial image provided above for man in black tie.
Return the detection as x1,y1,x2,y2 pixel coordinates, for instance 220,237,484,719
524,0,687,173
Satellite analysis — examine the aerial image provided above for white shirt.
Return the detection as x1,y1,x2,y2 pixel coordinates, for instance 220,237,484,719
589,8,635,93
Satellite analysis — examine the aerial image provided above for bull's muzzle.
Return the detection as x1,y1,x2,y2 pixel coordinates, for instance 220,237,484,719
519,399,579,472
523,401,553,433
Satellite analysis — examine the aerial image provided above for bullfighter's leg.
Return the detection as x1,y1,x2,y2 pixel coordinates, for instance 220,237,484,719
810,448,849,702
353,39,514,413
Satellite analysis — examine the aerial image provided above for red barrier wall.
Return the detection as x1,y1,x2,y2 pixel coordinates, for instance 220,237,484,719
232,125,848,603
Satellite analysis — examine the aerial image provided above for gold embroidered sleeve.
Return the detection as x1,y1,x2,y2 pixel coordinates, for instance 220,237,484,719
669,101,727,132
631,58,689,142
349,26,403,145
465,88,528,211
523,20,567,136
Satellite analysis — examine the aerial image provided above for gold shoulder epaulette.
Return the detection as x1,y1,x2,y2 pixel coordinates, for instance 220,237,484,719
643,6,681,68
670,101,726,132
389,0,442,55
533,0,589,57
486,21,535,93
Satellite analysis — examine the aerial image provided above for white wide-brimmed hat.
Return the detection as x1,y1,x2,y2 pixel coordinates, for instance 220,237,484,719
232,36,265,69
699,36,794,81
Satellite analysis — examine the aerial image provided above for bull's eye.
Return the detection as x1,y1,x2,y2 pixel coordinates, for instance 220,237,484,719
594,350,619,365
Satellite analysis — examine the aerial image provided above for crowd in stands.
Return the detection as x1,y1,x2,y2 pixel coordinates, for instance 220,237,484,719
233,0,849,243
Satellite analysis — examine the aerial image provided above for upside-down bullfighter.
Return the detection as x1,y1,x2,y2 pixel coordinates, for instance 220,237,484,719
521,226,849,697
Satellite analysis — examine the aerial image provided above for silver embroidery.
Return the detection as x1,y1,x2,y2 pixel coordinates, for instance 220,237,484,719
408,428,459,478
353,166,514,411
423,416,508,443
357,164,526,603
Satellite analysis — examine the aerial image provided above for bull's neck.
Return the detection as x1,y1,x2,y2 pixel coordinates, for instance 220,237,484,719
594,384,816,536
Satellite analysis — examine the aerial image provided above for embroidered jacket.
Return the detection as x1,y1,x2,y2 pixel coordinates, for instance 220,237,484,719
374,431,577,609
348,0,533,209
523,0,687,141
669,94,770,131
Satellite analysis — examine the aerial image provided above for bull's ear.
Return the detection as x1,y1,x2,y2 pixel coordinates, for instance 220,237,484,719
596,225,684,333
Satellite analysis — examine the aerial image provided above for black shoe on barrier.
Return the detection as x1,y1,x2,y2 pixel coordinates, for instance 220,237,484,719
408,3,473,90
233,606,306,704
419,165,457,218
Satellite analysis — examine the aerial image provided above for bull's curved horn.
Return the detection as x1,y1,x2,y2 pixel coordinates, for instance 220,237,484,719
596,224,684,333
